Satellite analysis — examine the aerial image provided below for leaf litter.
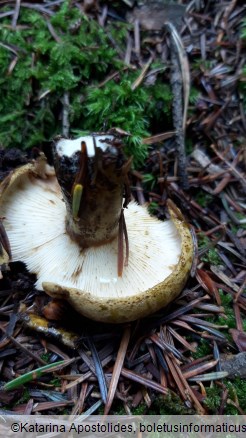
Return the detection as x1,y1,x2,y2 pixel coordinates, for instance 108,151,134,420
0,0,245,415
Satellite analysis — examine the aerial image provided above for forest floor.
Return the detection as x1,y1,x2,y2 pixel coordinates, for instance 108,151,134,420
0,0,245,415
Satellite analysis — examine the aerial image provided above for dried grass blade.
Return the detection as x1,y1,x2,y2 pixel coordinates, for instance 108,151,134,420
193,324,227,341
24,398,33,415
171,320,197,333
154,345,169,374
104,326,131,415
163,354,187,400
234,279,246,304
65,371,92,390
218,241,246,263
180,315,227,330
131,57,152,90
233,303,243,331
183,360,218,379
225,229,246,256
32,401,73,412
196,269,221,305
194,303,224,313
150,334,185,361
71,382,88,415
65,353,113,390
229,329,246,352
188,371,228,382
167,326,197,353
213,341,221,372
181,355,213,372
171,360,205,414
121,368,168,395
87,338,108,404
210,266,240,292
142,131,176,145
211,144,246,191
157,296,207,325
80,400,102,418
43,341,70,360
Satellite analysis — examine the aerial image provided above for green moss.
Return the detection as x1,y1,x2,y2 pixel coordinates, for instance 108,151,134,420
143,173,157,190
226,378,246,413
131,404,147,415
40,352,51,362
149,393,195,415
148,201,159,215
192,338,211,359
192,58,214,71
217,292,236,330
197,233,210,249
202,249,221,266
197,378,246,414
0,2,172,166
50,377,62,387
189,86,200,104
195,191,213,208
204,385,221,412
197,233,221,265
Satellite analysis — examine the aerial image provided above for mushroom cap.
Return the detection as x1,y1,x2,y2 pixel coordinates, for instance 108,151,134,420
0,159,194,323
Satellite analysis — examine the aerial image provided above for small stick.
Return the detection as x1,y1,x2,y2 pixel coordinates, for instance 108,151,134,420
164,22,190,189
12,0,21,29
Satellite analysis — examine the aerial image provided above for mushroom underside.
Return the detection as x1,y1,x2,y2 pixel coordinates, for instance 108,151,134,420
0,167,193,322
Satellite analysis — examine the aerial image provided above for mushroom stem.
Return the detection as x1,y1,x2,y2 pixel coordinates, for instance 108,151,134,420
52,134,132,250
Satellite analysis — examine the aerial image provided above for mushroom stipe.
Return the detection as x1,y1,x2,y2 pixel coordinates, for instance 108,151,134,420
0,133,194,323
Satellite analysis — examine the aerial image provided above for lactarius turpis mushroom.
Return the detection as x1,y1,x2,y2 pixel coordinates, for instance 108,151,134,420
0,132,193,323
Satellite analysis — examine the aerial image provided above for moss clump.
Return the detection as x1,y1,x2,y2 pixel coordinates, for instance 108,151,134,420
195,191,213,208
40,352,51,362
204,385,221,412
197,234,221,266
217,292,236,330
192,338,211,359
149,392,195,415
0,2,172,166
226,378,246,413
204,379,246,414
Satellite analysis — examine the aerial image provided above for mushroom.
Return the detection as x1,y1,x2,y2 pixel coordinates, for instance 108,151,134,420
0,132,194,323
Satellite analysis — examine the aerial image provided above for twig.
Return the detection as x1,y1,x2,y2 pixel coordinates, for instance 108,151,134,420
164,22,190,189
12,0,21,29
104,326,131,414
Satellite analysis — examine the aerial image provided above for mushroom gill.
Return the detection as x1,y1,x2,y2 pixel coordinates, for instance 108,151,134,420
0,133,194,323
